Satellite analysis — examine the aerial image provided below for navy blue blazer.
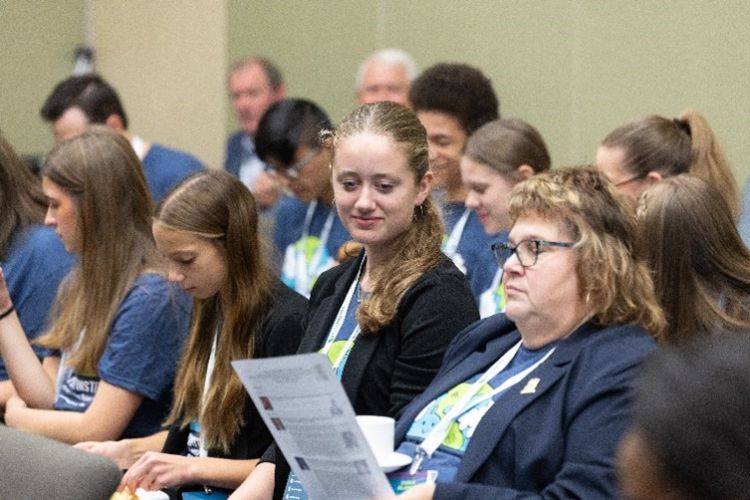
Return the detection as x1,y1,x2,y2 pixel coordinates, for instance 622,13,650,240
395,314,656,500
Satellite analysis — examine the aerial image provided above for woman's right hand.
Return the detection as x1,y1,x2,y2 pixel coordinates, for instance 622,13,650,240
119,451,194,493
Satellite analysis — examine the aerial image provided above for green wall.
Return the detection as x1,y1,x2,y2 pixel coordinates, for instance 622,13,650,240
227,0,750,182
0,0,85,156
3,1,748,182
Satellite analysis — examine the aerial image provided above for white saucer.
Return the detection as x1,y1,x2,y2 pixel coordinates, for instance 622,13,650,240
378,451,413,473
135,488,169,500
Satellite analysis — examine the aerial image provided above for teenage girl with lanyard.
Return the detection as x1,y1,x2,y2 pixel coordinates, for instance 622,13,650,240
229,102,479,500
255,99,351,297
77,170,308,499
459,118,551,318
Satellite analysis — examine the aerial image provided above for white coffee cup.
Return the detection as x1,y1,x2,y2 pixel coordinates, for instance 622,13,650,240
356,415,394,463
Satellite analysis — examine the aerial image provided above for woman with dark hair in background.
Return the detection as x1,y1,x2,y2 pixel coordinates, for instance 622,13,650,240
0,132,73,409
460,118,551,317
635,174,750,344
255,98,351,297
0,126,190,443
596,109,739,219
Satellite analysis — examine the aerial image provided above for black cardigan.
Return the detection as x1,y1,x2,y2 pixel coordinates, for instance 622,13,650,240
267,252,479,499
162,282,308,498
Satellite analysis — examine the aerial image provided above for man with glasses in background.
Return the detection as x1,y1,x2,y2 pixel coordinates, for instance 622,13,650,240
254,99,351,296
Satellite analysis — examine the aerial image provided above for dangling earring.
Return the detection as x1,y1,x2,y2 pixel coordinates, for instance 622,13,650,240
413,204,423,220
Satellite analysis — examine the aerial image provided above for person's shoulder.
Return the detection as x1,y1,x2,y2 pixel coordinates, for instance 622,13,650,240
589,323,655,350
226,130,246,148
418,254,473,286
7,225,71,264
10,225,61,252
571,322,657,371
398,255,479,320
146,143,205,171
270,281,309,316
127,272,177,300
276,195,306,214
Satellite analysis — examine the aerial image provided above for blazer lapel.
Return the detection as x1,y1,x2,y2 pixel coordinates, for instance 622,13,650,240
395,321,522,441
454,323,597,481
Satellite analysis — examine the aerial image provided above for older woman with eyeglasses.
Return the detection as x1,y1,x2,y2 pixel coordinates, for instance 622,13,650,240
391,166,665,499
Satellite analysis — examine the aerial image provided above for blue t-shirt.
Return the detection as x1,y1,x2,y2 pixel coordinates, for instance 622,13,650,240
441,202,499,303
274,198,351,297
54,273,191,438
142,144,205,204
396,343,554,482
1,225,73,379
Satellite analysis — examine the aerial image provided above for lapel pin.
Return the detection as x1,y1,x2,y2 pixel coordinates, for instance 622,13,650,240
520,377,540,394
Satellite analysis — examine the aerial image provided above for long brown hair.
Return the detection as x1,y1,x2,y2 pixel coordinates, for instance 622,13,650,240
636,175,750,344
508,166,665,338
325,102,444,333
601,109,739,219
0,132,47,260
35,126,162,373
158,170,274,453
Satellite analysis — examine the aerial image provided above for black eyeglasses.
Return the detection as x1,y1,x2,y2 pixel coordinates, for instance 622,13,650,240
491,239,576,268
613,173,645,188
265,148,320,179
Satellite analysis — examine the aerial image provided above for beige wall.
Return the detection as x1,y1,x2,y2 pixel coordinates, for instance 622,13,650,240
0,0,85,156
90,0,227,169
4,1,749,182
227,0,750,183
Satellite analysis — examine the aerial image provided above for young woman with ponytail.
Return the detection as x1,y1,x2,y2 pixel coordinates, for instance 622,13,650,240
231,101,479,500
595,109,739,219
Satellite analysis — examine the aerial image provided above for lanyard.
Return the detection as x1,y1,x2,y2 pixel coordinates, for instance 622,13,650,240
294,200,335,295
410,340,556,473
198,330,219,458
320,258,365,374
479,268,504,318
443,208,471,257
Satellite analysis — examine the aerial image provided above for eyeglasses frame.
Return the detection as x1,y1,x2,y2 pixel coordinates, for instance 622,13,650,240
265,148,321,179
491,239,576,268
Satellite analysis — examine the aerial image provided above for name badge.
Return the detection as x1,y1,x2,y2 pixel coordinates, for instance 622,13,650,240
387,470,438,494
